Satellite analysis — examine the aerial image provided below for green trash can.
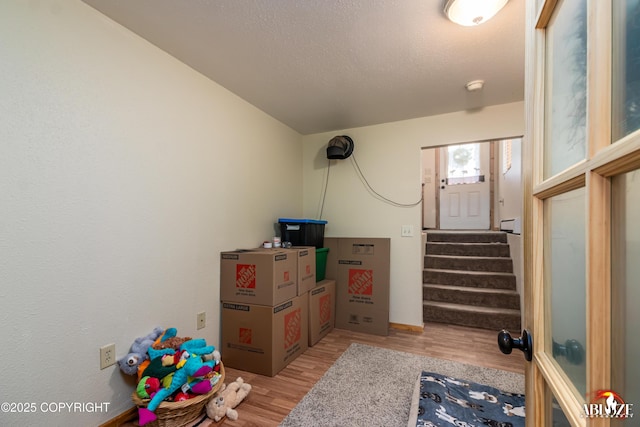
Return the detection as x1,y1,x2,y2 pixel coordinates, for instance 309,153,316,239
316,247,329,282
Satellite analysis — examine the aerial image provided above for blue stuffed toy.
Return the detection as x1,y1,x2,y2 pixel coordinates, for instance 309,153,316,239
137,338,216,426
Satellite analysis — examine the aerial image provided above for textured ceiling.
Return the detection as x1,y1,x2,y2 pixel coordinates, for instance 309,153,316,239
82,0,525,135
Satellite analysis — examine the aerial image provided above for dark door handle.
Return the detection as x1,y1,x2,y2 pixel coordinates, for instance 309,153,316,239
440,185,445,190
498,329,532,361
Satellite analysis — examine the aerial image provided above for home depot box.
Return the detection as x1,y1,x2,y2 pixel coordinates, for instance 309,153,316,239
292,246,316,295
221,295,309,376
334,238,390,336
308,279,336,346
253,246,316,296
220,249,297,306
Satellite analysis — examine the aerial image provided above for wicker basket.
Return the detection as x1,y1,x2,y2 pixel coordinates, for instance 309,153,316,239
131,362,225,427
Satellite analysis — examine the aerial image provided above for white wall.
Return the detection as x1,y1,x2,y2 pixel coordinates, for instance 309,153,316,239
302,102,525,328
497,138,524,315
0,1,301,424
421,149,437,229
497,138,523,226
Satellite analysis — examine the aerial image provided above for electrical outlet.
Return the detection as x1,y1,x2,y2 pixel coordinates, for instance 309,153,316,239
100,343,116,370
401,225,414,237
197,311,206,330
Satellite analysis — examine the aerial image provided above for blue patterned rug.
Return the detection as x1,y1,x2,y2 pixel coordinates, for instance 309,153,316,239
414,371,525,427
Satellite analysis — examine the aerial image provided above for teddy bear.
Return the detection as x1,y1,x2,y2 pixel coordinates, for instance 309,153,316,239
117,327,164,376
206,377,252,422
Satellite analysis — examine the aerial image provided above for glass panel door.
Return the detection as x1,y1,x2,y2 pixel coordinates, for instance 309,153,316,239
526,0,640,425
611,170,640,426
612,0,640,140
544,188,587,395
543,0,587,178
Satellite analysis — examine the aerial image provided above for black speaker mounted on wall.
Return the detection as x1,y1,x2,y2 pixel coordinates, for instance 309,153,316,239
326,135,354,160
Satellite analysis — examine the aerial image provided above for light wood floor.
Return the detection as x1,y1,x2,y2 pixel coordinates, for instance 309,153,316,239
214,322,525,427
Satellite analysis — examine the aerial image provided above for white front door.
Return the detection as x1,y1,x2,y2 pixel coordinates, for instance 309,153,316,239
439,142,490,230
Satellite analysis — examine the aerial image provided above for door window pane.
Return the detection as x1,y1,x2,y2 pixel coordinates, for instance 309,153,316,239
545,187,587,395
446,143,482,184
612,0,640,140
611,169,640,423
551,392,572,426
544,0,587,178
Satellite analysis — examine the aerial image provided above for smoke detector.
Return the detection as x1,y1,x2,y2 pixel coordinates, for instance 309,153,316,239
465,80,485,92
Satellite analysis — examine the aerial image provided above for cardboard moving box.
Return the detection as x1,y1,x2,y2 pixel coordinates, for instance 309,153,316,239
220,249,297,306
290,246,316,296
221,295,309,377
308,279,336,346
330,238,390,336
252,246,316,296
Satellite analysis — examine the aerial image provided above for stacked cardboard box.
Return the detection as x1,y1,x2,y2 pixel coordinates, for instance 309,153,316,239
220,249,297,305
286,246,317,296
307,278,335,346
287,246,336,346
219,246,337,375
324,237,390,336
220,249,308,376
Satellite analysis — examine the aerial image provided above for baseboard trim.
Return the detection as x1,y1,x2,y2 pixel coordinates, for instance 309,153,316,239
389,322,424,333
98,406,137,427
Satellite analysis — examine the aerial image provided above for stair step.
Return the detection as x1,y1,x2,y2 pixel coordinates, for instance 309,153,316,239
426,231,508,244
423,268,516,290
426,242,510,257
425,254,513,273
423,284,520,309
423,301,521,332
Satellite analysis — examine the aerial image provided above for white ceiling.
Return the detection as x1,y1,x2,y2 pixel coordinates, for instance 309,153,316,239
82,0,525,135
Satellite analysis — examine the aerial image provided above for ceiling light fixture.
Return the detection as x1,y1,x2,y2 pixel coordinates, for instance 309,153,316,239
444,0,509,26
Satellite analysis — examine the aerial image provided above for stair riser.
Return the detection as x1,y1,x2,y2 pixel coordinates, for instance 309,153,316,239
423,287,520,310
427,233,507,244
423,270,516,290
423,231,521,329
426,243,510,257
423,305,521,332
425,256,513,273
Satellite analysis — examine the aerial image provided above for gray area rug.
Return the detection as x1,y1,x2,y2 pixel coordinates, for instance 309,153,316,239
279,343,524,427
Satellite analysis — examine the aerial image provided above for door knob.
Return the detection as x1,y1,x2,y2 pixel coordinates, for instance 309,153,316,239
440,185,445,189
498,329,533,361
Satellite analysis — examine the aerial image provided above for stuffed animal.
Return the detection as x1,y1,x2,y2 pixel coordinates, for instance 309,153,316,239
136,376,160,399
117,327,164,376
139,353,180,380
137,339,217,426
206,377,252,422
130,328,180,381
152,335,191,351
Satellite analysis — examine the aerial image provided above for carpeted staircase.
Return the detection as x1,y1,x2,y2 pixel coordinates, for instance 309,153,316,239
423,231,521,331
